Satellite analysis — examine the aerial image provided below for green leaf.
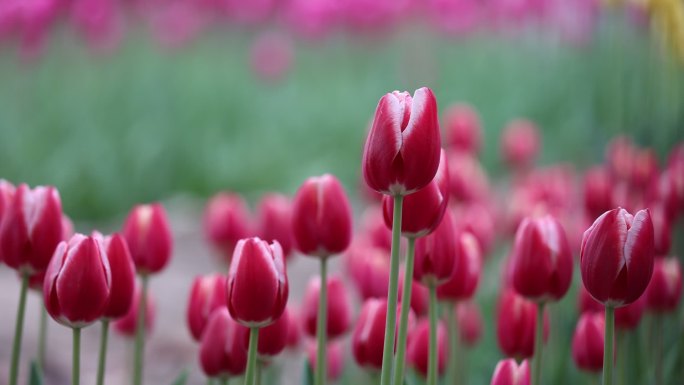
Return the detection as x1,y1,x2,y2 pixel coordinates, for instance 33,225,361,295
302,359,314,385
29,361,43,385
170,368,189,385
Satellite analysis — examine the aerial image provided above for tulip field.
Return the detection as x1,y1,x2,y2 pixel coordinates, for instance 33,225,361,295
0,1,683,385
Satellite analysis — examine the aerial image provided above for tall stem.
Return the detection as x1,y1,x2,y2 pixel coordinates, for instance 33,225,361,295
654,315,663,385
255,361,262,385
96,319,110,385
133,275,149,385
244,327,260,385
72,328,81,385
427,285,438,385
38,303,48,370
446,302,461,385
9,273,29,385
315,258,328,385
616,332,625,385
379,195,404,385
604,306,615,385
532,302,545,385
393,236,416,385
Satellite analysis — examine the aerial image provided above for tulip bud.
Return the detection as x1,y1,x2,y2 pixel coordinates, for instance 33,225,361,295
615,296,646,331
583,166,615,221
302,275,352,339
1,184,63,274
572,312,605,373
256,193,294,259
437,231,482,301
101,233,135,319
226,237,289,327
383,150,449,238
113,283,156,337
442,103,481,155
452,202,496,255
630,148,658,187
285,305,301,349
204,192,251,262
256,307,290,358
580,208,655,307
292,174,352,257
43,234,111,328
646,257,682,313
650,203,672,256
407,319,448,378
0,180,15,231
500,119,540,171
363,87,442,196
605,136,635,182
496,289,549,358
398,269,429,316
187,274,228,341
347,245,390,300
490,359,530,385
447,151,490,203
122,203,173,275
413,210,457,287
456,301,483,347
249,32,293,82
199,308,248,378
307,340,344,382
511,215,573,302
360,206,392,252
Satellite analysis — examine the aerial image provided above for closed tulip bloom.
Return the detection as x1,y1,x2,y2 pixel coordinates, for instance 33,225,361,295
187,274,228,341
453,202,496,255
199,308,249,378
256,307,290,358
496,289,549,358
605,136,635,182
399,268,429,316
346,245,390,300
307,340,344,381
577,285,604,314
227,237,289,327
113,284,156,337
456,301,483,347
447,151,490,203
360,206,392,252
650,203,672,256
490,359,530,385
204,192,251,261
383,150,449,238
572,312,605,373
630,148,659,187
1,184,63,274
101,233,135,319
43,234,111,328
257,193,294,258
443,103,481,154
615,296,646,330
511,215,573,302
413,210,457,286
437,231,482,301
500,119,540,170
285,305,301,349
302,275,352,339
646,257,682,313
122,203,173,275
0,180,15,228
580,208,655,306
292,174,352,257
363,87,442,196
583,166,615,221
407,319,448,378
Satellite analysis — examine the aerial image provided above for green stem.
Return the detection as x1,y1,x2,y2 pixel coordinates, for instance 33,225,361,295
255,361,262,385
604,306,615,385
73,328,81,385
38,300,48,370
244,327,260,385
616,331,624,385
9,273,29,385
427,285,439,385
532,302,545,385
96,319,110,385
446,302,460,385
392,236,416,385
133,275,149,385
315,258,328,385
379,195,404,385
654,315,663,385
219,377,229,385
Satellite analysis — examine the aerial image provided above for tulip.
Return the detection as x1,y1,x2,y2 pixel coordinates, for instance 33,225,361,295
256,193,294,259
226,237,288,385
70,0,122,54
452,202,496,255
605,136,635,182
427,0,482,36
359,206,392,252
442,103,482,154
490,359,530,385
256,307,289,359
398,270,430,317
650,203,672,257
583,166,615,221
500,119,540,171
199,308,248,380
302,275,352,339
578,285,604,315
407,319,448,381
413,210,457,287
204,192,251,263
437,231,482,302
0,180,15,256
346,245,390,300
249,32,293,83
353,299,393,370
496,289,549,359
187,274,228,341
615,296,646,331
113,284,156,337
285,305,301,349
572,312,605,373
456,301,482,347
646,257,682,313
307,341,344,382
447,151,490,204
630,148,658,188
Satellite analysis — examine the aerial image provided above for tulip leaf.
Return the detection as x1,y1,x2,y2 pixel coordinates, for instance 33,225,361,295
170,368,189,385
302,360,314,385
29,361,43,385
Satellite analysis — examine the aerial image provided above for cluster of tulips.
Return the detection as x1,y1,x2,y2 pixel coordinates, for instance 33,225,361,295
1,85,683,385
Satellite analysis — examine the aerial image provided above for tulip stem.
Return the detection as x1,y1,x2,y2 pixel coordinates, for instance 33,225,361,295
38,301,48,370
255,361,262,385
380,195,404,385
446,302,461,385
8,272,29,385
315,258,328,385
604,306,615,385
393,236,416,385
96,319,110,385
219,377,229,385
133,275,149,385
244,327,260,385
427,285,438,385
532,302,545,385
654,315,663,385
73,328,81,385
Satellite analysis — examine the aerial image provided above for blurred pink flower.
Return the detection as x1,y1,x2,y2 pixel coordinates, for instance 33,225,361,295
250,32,294,83
71,0,123,54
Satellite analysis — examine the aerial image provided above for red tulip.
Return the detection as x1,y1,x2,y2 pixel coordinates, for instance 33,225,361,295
630,148,659,187
256,306,290,358
285,305,301,349
383,150,449,238
292,174,352,257
496,289,549,358
199,308,248,378
113,283,156,337
0,184,63,274
605,136,635,182
646,257,682,313
577,284,603,314
490,359,530,385
580,208,654,307
307,340,344,381
0,179,15,229
398,267,429,316
256,193,294,259
437,231,482,301
101,233,135,319
442,103,482,154
650,203,672,256
500,119,540,170
456,301,483,347
302,275,352,339
359,206,392,252
407,319,448,378
615,296,646,330
363,87,442,196
413,210,457,286
447,151,490,203
510,215,573,302
70,0,122,54
452,202,496,255
583,166,615,221
204,192,251,261
346,244,390,300
226,237,289,327
187,274,227,341
572,312,604,373
122,203,173,275
43,234,110,328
